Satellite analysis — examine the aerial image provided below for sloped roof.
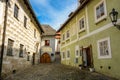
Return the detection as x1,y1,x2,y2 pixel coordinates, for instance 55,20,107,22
41,24,56,36
57,0,89,32
23,0,44,33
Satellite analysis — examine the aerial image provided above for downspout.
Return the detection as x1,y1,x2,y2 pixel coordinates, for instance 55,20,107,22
0,0,8,79
39,34,43,63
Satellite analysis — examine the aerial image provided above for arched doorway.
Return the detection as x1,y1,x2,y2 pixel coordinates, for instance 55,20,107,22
40,53,51,63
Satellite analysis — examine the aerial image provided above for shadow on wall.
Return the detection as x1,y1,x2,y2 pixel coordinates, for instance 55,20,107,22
0,45,38,78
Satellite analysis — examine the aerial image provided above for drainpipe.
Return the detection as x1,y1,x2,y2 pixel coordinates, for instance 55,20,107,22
0,0,8,79
40,35,43,63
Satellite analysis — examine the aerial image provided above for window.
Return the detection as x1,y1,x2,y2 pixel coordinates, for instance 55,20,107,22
76,50,79,57
80,48,83,56
19,44,24,57
27,52,30,61
66,50,70,59
75,45,79,57
66,30,70,38
14,4,19,19
7,39,14,56
34,29,36,38
62,52,65,60
45,40,50,46
75,58,78,63
79,17,85,30
24,16,27,28
62,34,65,40
97,37,111,59
95,0,107,22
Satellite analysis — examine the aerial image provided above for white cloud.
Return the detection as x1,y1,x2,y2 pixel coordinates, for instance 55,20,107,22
30,0,77,30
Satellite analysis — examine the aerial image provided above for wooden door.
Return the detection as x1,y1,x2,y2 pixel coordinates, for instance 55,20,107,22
86,47,91,66
40,53,51,63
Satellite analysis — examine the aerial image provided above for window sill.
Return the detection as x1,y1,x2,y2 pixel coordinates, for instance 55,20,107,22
19,56,24,58
95,15,107,24
14,16,19,21
66,58,70,60
66,37,70,41
98,56,111,59
78,28,86,33
62,41,65,44
7,55,14,57
75,56,79,58
61,58,65,60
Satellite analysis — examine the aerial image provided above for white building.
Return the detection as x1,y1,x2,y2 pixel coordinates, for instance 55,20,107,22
40,25,56,63
0,0,43,76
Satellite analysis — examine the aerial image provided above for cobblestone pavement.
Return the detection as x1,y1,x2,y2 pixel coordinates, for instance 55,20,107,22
4,63,118,80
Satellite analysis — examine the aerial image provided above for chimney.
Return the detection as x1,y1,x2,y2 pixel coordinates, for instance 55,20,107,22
68,12,73,17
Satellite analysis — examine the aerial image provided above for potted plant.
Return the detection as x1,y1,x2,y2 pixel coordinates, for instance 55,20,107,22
89,65,95,72
78,64,82,70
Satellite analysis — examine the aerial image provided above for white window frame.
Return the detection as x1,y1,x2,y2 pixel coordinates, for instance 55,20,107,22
62,33,65,41
75,45,79,57
79,16,86,32
61,51,65,60
97,37,112,59
66,49,70,60
66,30,70,39
94,0,107,23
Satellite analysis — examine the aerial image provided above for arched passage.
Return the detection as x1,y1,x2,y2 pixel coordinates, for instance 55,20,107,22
40,53,51,63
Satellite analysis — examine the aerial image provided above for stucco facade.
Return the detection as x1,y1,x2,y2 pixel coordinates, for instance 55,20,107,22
58,0,120,79
0,0,43,75
40,25,56,63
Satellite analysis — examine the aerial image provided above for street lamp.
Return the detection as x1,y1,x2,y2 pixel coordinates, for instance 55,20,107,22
109,8,120,29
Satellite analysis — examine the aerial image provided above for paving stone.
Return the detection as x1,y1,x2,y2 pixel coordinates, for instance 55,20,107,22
4,63,118,80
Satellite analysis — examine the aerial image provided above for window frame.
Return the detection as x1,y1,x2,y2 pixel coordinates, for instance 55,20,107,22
97,37,112,59
45,40,50,46
14,4,19,19
7,39,14,56
62,52,65,60
75,45,79,57
24,16,27,28
34,29,36,38
66,49,70,59
79,16,85,32
19,44,24,58
66,30,70,39
94,0,107,23
62,33,65,41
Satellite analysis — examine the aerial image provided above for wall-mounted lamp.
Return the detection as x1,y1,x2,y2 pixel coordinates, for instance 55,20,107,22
109,8,120,29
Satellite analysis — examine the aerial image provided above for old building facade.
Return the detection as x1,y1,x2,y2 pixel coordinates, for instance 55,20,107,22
0,0,43,75
57,0,120,79
40,25,56,63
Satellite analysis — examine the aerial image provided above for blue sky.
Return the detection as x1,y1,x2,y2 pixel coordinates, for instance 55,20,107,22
29,0,78,30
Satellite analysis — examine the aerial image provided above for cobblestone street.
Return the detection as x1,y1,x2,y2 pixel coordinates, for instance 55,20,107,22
4,63,117,80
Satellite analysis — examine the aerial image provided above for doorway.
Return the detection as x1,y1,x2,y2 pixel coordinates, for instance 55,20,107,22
82,45,93,67
32,53,35,65
40,53,51,63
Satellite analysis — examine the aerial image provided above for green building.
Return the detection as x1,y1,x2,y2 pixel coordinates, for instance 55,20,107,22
57,0,120,79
